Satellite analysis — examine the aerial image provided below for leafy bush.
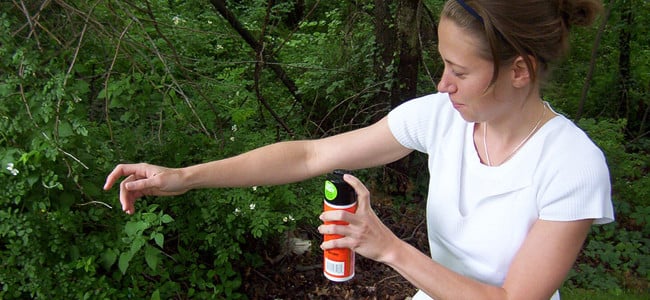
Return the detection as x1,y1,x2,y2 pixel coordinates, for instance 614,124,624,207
0,3,321,298
564,119,650,291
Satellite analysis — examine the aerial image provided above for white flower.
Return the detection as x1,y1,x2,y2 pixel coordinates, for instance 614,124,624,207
234,207,241,215
6,163,19,176
229,136,235,142
283,216,288,222
249,203,256,210
252,186,257,191
172,16,181,25
207,20,213,25
231,124,237,132
282,215,294,223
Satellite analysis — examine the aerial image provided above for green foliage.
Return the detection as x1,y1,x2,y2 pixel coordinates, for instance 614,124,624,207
0,1,320,298
1,0,648,298
561,287,649,300
564,119,650,292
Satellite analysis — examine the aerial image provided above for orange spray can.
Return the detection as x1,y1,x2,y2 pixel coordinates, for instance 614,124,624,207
323,169,357,282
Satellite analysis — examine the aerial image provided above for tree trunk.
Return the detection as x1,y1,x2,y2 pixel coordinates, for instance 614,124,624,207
396,0,421,106
616,0,632,121
575,0,612,122
373,0,397,109
374,0,424,195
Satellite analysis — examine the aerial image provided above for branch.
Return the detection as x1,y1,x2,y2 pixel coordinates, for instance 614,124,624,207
103,19,133,142
18,68,90,172
64,0,100,85
14,0,42,49
209,0,305,110
251,0,295,137
138,0,218,139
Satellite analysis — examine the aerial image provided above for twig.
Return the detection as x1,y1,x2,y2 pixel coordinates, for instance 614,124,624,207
77,201,113,209
15,0,42,49
270,0,321,57
253,268,274,283
103,19,133,142
402,218,425,242
39,132,90,170
138,0,213,138
373,274,401,288
64,0,99,85
314,80,389,135
419,31,436,86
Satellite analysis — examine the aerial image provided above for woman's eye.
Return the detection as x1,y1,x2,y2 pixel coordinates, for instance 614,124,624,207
452,70,465,77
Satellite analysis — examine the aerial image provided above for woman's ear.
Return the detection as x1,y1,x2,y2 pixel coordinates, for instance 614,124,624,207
511,56,535,88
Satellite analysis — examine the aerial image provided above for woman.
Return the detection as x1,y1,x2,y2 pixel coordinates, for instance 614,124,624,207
104,0,614,299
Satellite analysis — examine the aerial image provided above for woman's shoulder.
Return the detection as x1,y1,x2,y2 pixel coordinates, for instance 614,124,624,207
535,114,610,193
388,92,459,125
536,115,614,224
387,92,464,152
393,92,452,110
542,115,606,163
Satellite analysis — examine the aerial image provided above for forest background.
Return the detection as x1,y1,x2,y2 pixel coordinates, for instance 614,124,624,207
0,0,648,299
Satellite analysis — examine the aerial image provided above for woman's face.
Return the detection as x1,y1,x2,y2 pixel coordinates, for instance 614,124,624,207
436,18,512,123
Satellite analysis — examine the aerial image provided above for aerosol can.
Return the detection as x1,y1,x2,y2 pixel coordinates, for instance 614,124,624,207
323,169,357,282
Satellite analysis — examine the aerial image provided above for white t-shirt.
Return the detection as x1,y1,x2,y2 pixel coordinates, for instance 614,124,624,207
387,93,615,300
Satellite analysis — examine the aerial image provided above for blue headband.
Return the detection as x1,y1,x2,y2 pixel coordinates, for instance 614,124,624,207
455,0,484,24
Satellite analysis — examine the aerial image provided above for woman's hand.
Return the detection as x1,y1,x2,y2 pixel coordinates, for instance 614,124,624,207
103,163,189,214
318,174,402,263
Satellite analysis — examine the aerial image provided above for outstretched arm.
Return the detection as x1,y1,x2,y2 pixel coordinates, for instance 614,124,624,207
104,116,412,214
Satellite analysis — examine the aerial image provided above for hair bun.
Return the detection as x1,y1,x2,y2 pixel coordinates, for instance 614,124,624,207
559,0,603,27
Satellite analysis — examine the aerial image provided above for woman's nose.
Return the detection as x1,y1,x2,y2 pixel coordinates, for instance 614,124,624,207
437,75,456,93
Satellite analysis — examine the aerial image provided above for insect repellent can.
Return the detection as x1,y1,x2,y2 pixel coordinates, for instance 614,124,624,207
323,169,357,282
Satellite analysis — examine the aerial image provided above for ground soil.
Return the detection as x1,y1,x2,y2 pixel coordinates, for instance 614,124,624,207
242,194,429,299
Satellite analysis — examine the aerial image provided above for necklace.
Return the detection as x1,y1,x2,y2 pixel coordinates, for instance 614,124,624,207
483,102,547,166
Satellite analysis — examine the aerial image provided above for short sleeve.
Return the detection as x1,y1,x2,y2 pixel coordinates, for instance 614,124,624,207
387,93,458,154
538,123,615,225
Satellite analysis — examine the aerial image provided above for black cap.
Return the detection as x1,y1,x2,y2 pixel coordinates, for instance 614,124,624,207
324,169,356,206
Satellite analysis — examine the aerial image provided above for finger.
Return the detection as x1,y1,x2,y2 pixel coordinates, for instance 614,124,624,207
119,175,138,214
342,174,371,212
123,175,158,192
318,224,354,249
318,223,352,236
321,236,355,250
104,164,136,190
319,209,355,223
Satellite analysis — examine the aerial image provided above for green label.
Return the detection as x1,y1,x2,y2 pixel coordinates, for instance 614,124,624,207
324,180,337,200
